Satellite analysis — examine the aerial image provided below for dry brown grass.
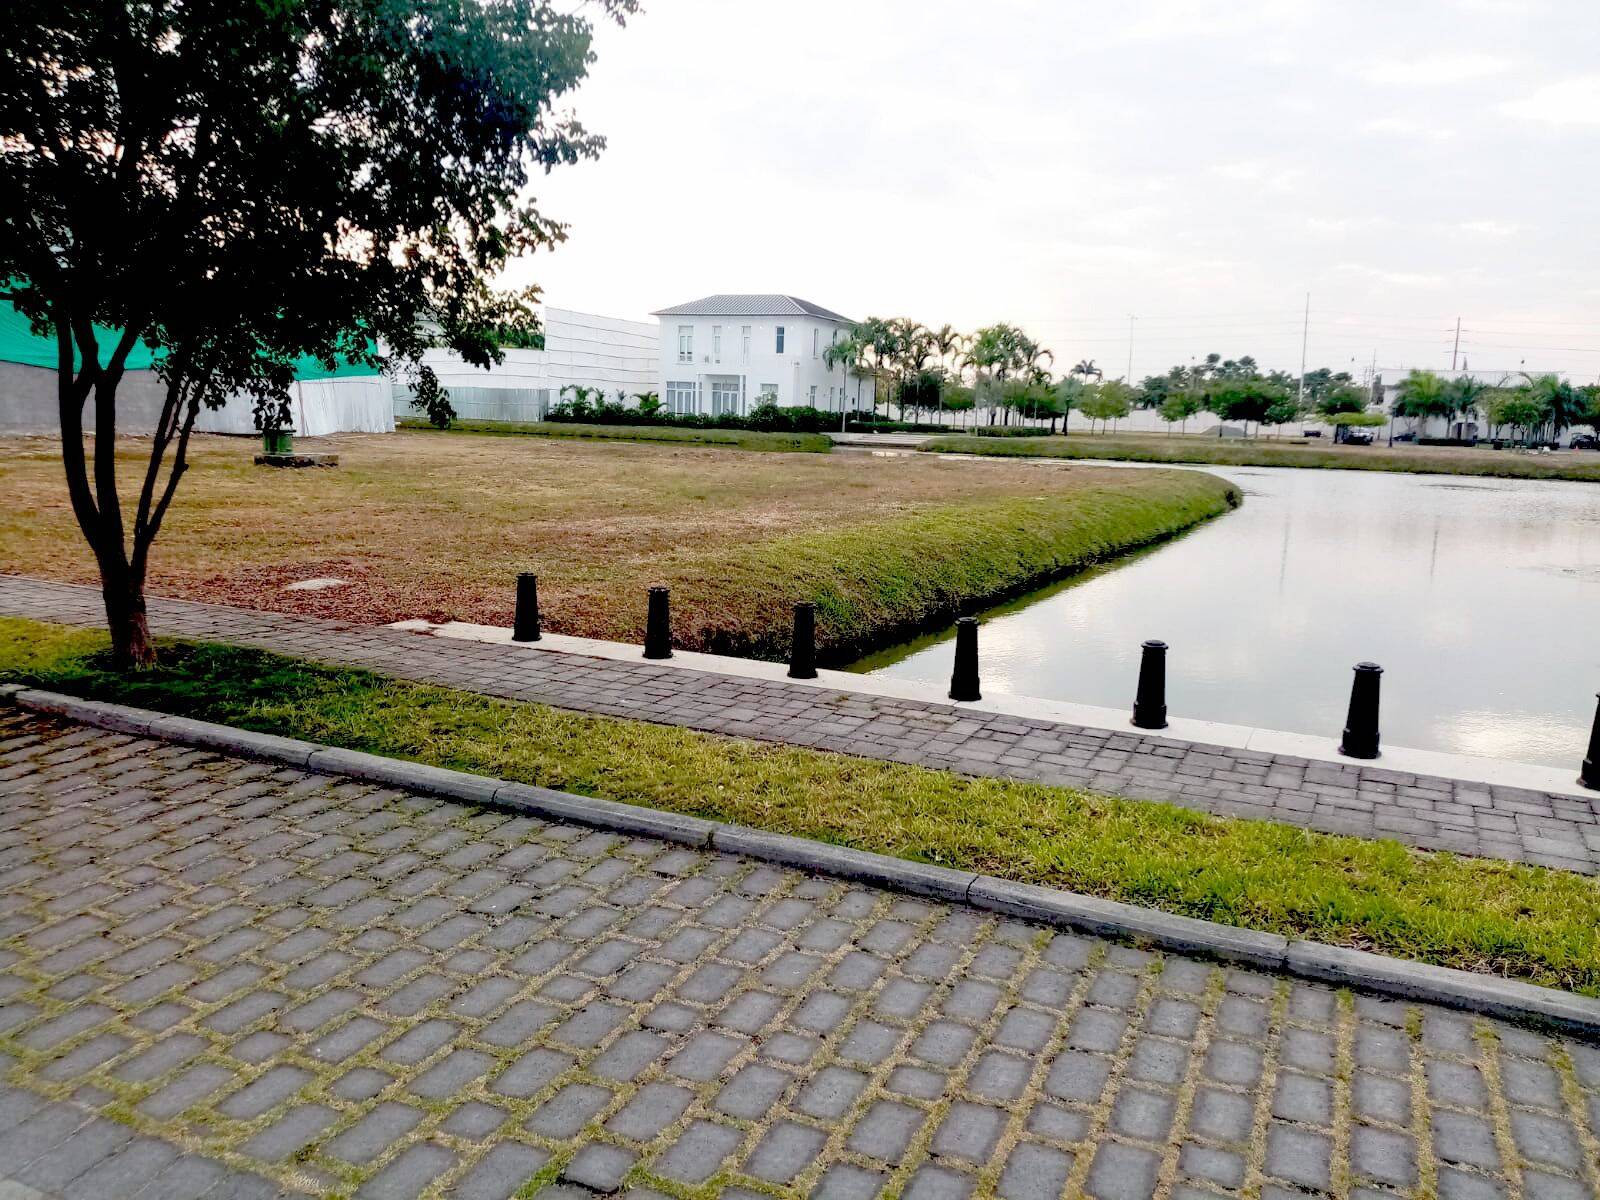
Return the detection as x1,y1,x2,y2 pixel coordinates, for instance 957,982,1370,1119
1,430,1234,655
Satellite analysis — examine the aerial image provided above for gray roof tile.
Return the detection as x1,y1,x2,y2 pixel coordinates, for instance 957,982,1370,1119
651,294,852,322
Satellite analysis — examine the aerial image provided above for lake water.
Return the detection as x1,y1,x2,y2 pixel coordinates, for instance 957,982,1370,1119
856,462,1600,768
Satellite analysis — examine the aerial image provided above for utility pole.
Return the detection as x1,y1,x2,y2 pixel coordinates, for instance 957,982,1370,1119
1450,316,1461,371
1126,315,1135,382
1297,292,1310,405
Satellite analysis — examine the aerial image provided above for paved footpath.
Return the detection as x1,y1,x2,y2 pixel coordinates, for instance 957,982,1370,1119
4,711,1600,1199
3,575,1600,875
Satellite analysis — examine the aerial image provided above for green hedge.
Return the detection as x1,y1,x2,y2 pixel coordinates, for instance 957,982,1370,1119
398,419,833,454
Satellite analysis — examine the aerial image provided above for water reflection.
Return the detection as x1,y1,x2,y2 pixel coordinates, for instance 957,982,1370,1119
858,465,1600,768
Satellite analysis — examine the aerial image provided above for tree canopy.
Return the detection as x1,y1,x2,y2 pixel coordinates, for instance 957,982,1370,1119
1,0,636,664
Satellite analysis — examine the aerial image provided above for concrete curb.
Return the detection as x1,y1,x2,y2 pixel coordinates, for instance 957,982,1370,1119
7,686,1600,1037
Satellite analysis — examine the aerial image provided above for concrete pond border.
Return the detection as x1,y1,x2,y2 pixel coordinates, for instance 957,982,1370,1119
5,682,1599,1039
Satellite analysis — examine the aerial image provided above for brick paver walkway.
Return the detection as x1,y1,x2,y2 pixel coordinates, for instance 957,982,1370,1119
4,713,1600,1199
4,575,1599,875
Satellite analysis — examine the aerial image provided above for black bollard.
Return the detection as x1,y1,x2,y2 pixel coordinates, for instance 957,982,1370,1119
1339,662,1383,759
512,573,541,643
644,586,672,659
1132,640,1168,730
1581,693,1600,791
789,602,818,679
949,617,981,702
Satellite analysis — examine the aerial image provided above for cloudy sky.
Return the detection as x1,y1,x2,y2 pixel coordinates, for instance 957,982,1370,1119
512,0,1600,382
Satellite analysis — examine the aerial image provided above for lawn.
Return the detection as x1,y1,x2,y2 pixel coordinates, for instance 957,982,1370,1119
923,431,1600,482
0,430,1237,662
6,615,1600,996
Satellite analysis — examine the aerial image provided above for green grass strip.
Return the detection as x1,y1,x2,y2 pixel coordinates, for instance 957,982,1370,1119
923,434,1600,482
397,418,834,454
5,616,1599,996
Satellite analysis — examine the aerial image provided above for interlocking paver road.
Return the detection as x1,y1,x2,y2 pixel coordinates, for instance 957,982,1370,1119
4,575,1600,875
3,713,1600,1198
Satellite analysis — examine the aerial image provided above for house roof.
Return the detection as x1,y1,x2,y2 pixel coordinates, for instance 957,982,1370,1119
650,294,853,322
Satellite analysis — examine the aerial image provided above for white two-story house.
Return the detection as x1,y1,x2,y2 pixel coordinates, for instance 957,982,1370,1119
651,294,870,416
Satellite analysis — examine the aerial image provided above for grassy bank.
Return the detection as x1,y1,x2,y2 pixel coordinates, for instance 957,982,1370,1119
1,432,1236,662
398,417,834,454
923,433,1600,482
6,615,1599,996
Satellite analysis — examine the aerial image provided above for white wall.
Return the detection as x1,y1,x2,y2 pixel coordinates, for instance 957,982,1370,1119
395,306,660,422
656,314,869,415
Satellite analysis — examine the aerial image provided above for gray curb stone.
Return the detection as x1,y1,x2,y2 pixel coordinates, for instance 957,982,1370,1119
1285,940,1600,1032
712,827,978,905
7,686,1600,1037
492,782,719,849
968,876,1290,971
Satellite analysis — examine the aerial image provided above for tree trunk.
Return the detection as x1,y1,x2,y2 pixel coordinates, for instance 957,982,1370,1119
101,558,156,669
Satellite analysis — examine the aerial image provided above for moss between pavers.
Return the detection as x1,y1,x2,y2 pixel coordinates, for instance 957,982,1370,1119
4,617,1600,997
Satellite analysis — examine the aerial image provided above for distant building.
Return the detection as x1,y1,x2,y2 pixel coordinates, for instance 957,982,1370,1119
397,307,658,423
651,294,871,416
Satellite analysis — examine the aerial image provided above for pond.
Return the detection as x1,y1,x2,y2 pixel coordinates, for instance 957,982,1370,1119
854,462,1600,768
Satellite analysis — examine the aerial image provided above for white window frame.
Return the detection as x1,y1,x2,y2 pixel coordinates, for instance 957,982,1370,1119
712,325,722,363
677,325,693,363
775,326,785,354
808,385,818,406
813,328,820,358
665,381,697,415
741,326,751,362
759,383,780,404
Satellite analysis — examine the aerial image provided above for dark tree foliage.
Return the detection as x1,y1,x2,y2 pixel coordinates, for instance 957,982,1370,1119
0,0,636,665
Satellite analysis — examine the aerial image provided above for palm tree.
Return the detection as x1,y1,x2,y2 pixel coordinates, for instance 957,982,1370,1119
1392,370,1446,439
1442,376,1490,440
931,324,965,426
1070,359,1103,383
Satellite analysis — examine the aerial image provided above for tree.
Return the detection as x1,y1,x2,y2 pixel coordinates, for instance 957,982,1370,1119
1391,370,1448,437
1522,373,1585,439
1486,393,1549,445
1440,376,1490,437
1206,378,1289,437
965,324,1029,425
1079,380,1133,432
1578,386,1600,439
1159,391,1204,435
822,328,866,416
1055,376,1087,435
1070,359,1103,383
2,0,635,666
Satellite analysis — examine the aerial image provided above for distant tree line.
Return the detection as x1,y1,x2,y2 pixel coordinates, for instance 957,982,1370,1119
826,320,1381,436
1391,370,1600,445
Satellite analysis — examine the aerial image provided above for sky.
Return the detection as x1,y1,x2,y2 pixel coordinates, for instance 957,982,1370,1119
510,0,1600,383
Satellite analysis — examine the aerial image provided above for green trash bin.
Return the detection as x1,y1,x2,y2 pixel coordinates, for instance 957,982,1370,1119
263,427,294,455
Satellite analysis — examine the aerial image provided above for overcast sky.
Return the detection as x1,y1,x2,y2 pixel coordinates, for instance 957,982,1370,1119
511,0,1600,382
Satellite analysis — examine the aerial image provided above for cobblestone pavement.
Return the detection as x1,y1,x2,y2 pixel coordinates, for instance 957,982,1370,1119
3,574,1599,878
4,713,1600,1199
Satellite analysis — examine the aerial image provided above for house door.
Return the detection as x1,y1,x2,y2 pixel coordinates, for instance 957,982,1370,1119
711,380,741,417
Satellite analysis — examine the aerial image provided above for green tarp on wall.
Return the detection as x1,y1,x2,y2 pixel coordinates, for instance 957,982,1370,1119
0,302,380,380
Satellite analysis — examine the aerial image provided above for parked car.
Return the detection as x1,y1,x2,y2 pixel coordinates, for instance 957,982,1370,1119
1344,430,1374,446
1571,433,1598,450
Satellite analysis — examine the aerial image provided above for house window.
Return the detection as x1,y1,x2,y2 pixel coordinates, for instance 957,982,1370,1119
677,326,693,363
741,326,751,362
813,328,820,358
665,381,697,415
809,385,818,406
712,325,722,362
759,383,779,403
775,326,785,354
